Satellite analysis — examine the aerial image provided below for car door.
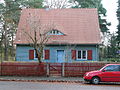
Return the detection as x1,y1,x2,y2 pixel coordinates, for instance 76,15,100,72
117,65,120,82
101,65,120,82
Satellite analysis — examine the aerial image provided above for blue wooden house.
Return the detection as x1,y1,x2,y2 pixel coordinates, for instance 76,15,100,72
14,8,101,63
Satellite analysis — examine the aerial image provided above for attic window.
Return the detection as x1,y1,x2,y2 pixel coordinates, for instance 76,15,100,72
49,30,64,35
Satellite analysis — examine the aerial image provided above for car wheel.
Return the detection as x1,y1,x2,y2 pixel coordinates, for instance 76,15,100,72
91,77,100,84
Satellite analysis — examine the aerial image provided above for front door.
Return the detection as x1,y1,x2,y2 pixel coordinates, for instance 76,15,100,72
57,50,65,63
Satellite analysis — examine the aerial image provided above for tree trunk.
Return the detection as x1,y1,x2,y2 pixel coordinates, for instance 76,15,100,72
0,33,4,61
3,24,8,61
38,56,42,63
11,32,15,60
35,49,42,63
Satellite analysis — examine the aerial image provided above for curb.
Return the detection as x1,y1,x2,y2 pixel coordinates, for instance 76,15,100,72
0,79,84,83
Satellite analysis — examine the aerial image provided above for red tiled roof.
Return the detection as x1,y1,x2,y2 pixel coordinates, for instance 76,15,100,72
14,8,101,45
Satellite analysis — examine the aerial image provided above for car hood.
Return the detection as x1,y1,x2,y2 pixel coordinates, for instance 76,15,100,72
86,70,101,74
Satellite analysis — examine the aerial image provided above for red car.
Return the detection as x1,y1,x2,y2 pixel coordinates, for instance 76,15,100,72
83,64,120,84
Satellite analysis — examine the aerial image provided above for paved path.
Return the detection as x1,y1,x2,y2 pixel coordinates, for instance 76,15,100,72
0,81,120,90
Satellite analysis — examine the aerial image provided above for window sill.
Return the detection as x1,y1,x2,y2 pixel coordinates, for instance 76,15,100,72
75,59,88,61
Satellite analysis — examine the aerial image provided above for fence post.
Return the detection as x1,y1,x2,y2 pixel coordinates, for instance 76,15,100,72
0,62,2,76
46,63,50,77
62,63,65,77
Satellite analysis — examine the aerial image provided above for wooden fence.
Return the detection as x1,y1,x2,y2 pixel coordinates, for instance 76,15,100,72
0,62,119,77
47,62,119,77
64,63,105,77
0,62,46,76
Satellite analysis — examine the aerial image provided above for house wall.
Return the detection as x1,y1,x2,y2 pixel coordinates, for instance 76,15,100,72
16,44,99,63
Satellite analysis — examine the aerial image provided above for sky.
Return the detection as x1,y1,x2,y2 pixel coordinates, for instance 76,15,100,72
102,0,118,33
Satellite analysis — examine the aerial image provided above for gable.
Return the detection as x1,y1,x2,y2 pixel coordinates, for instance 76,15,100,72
14,8,101,45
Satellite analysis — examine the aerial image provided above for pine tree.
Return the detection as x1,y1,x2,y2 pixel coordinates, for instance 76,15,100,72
0,0,43,60
117,0,120,46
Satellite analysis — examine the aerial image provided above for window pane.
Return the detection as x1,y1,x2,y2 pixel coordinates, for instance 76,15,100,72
53,30,56,34
78,51,81,59
56,30,59,34
82,51,86,59
113,65,120,71
50,31,52,34
104,65,120,71
35,52,38,58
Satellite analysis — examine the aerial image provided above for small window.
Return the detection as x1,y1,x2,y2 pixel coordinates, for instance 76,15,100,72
77,50,87,60
48,29,64,35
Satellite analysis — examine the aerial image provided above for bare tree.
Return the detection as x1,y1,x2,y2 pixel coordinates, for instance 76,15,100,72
23,12,54,63
44,0,71,9
65,43,76,62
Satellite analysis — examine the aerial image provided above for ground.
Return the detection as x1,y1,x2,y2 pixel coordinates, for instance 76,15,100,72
0,81,120,90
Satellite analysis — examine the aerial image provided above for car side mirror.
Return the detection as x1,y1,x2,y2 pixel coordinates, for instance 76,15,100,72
102,69,106,72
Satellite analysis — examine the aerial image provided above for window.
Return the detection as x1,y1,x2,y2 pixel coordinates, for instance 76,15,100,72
48,30,64,35
77,50,87,60
104,65,120,72
29,49,50,60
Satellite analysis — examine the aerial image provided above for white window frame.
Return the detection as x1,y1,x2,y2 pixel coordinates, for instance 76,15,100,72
77,50,87,60
34,50,38,60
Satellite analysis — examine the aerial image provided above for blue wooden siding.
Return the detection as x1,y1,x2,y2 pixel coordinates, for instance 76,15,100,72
16,45,99,63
